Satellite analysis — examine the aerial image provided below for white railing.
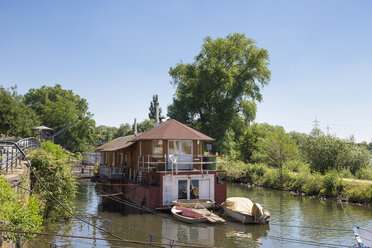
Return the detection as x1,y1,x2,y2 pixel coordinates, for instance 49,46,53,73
136,154,228,175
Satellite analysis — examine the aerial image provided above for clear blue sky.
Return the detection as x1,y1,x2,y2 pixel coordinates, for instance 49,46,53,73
1,1,371,142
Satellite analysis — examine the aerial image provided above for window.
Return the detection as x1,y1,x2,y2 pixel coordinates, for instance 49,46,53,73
178,180,187,199
181,141,192,155
168,140,179,155
197,141,202,155
153,140,163,156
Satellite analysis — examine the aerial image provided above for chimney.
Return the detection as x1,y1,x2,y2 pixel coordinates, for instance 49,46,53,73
134,118,137,135
155,104,159,127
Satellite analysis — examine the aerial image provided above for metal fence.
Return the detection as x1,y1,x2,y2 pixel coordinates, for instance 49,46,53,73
0,137,40,174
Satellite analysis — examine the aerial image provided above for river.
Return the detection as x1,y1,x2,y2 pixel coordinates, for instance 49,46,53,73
30,181,372,247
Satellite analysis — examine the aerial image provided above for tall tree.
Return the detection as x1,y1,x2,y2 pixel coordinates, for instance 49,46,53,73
252,128,300,179
167,33,271,153
24,84,96,152
0,85,39,137
148,94,162,120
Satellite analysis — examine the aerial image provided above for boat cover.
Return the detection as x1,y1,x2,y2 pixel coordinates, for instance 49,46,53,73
222,197,254,215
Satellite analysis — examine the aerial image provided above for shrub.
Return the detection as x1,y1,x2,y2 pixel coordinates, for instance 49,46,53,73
262,169,280,188
355,165,372,180
301,173,322,195
321,170,344,197
41,140,69,160
226,160,249,182
29,147,77,220
245,163,268,185
344,184,372,203
0,176,43,243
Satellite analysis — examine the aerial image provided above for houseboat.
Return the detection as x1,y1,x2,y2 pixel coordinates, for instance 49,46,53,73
95,119,227,210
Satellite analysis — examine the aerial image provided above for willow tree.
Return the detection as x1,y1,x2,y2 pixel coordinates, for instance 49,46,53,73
168,33,271,153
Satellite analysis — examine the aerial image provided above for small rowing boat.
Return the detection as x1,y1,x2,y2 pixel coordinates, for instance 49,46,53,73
171,206,207,223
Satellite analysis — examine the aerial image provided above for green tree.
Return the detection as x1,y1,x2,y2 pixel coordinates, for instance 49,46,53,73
148,94,162,120
114,123,132,138
252,128,299,179
95,125,118,143
167,33,271,153
303,134,346,174
0,86,39,137
336,144,371,175
302,131,370,174
23,84,96,152
239,123,283,163
135,119,155,133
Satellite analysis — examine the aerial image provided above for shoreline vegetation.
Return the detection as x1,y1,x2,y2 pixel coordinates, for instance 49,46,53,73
0,141,77,246
224,160,372,205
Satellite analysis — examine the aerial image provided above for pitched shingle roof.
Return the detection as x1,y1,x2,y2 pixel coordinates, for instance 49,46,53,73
96,134,136,151
131,119,214,141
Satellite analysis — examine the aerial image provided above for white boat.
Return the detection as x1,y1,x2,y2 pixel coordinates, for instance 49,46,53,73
221,197,270,224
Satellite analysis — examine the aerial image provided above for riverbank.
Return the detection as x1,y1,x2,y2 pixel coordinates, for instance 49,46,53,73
224,160,372,205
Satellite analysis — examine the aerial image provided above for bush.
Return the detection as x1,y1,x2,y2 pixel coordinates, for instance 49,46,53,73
29,147,77,220
355,165,372,180
245,163,268,185
0,176,43,243
344,184,372,203
41,140,69,160
262,168,280,188
226,160,249,182
321,170,344,197
302,134,371,175
300,173,323,195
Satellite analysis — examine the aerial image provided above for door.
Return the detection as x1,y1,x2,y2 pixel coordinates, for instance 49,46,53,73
199,179,210,199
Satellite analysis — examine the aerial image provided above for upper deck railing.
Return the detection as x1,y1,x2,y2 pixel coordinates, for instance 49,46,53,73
136,154,227,174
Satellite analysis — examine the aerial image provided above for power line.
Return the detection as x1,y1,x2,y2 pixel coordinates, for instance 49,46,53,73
0,228,212,248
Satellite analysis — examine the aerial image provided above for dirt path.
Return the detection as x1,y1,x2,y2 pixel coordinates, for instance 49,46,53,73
343,178,372,185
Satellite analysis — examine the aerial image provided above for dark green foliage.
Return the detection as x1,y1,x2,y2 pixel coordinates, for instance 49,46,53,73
168,33,271,153
23,84,97,152
148,94,162,120
28,142,77,220
0,85,39,137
